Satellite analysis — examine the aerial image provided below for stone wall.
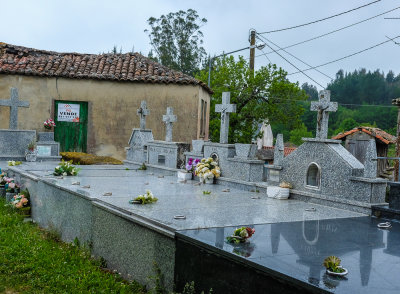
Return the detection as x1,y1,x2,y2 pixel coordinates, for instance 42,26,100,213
0,75,211,159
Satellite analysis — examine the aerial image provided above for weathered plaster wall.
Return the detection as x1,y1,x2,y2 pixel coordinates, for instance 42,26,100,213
0,75,210,159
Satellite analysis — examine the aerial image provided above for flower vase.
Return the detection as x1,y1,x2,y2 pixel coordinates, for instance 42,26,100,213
205,177,214,185
25,149,37,162
178,170,193,180
276,187,290,199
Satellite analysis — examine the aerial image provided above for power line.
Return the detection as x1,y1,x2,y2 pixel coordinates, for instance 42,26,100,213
257,6,400,56
386,35,400,45
257,36,325,88
256,34,334,80
288,35,400,75
265,97,396,108
258,0,381,34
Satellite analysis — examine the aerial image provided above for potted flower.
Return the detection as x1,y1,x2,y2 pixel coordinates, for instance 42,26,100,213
195,157,221,184
44,118,56,130
129,190,158,204
323,256,348,276
226,227,255,244
5,178,20,202
178,158,200,180
10,191,30,217
25,140,37,162
277,181,292,199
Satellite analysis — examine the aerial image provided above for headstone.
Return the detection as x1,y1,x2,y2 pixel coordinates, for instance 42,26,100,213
274,134,284,166
388,182,400,210
36,132,61,161
364,139,377,178
147,141,190,169
162,107,177,142
125,101,154,163
0,88,30,129
215,92,236,144
310,90,338,139
137,100,150,130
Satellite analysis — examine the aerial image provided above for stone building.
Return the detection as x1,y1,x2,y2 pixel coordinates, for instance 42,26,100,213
332,127,396,178
0,43,211,159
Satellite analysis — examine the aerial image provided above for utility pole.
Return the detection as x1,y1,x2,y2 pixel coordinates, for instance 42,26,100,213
249,30,256,73
392,97,400,181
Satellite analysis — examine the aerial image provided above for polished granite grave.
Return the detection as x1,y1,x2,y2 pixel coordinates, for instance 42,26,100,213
176,216,400,294
8,162,365,231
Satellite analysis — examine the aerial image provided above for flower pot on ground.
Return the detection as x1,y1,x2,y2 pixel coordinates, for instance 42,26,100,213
277,181,292,200
204,177,215,184
234,143,257,158
177,170,193,180
25,149,37,162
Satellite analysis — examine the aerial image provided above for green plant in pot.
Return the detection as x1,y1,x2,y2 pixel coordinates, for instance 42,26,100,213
323,256,348,276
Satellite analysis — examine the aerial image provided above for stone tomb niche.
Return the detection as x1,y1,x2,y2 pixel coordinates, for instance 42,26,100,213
125,129,154,163
306,162,321,189
147,141,190,169
280,138,387,213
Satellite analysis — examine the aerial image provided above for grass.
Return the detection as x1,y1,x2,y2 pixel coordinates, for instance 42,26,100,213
60,152,123,165
0,198,146,293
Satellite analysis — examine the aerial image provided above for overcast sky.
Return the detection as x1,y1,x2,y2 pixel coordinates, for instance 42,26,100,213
1,0,399,90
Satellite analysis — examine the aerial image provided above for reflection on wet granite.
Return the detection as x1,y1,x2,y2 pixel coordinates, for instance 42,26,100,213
176,217,400,294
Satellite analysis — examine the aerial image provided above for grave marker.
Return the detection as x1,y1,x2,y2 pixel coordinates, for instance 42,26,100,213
162,107,177,142
310,90,337,139
0,87,30,129
215,92,236,144
137,100,150,130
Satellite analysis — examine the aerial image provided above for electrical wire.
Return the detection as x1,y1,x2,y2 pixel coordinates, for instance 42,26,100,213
386,35,400,45
256,34,334,80
256,36,325,88
288,35,400,75
258,0,381,34
257,6,400,55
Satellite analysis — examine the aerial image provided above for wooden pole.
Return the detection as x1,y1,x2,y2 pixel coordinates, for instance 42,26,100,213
392,98,400,181
249,30,256,74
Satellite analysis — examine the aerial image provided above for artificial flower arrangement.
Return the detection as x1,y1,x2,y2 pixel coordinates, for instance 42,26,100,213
54,160,81,176
0,172,7,186
279,181,293,189
185,158,200,174
44,118,56,129
226,227,255,244
8,161,22,166
10,193,29,209
323,256,348,275
129,190,158,204
5,177,20,193
195,158,221,181
27,141,36,152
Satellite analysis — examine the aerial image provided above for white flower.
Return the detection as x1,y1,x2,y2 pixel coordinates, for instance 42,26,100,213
62,172,67,176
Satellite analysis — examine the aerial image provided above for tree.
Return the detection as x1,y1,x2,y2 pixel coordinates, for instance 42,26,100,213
301,82,318,101
289,123,312,146
196,56,307,143
145,9,207,76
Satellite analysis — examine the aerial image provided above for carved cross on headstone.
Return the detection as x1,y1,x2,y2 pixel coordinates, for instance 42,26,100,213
0,87,30,129
215,92,236,144
162,107,177,142
137,100,150,130
310,90,337,139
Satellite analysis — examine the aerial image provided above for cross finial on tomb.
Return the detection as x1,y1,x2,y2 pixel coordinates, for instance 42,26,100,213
215,92,236,144
162,107,177,142
137,100,150,130
0,87,30,130
310,90,337,139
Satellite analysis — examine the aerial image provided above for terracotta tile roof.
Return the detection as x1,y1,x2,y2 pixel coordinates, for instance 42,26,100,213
0,43,212,93
332,127,396,145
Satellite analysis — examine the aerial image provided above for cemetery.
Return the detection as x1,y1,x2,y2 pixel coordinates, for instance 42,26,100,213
0,86,399,294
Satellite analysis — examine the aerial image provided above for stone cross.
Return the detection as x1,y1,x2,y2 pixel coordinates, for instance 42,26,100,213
215,92,236,144
0,87,30,129
137,100,150,130
310,90,337,139
162,107,177,142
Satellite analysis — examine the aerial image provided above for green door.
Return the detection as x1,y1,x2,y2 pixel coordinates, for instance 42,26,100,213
54,101,88,152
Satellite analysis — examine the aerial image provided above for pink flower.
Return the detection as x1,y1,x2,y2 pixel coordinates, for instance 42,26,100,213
8,182,15,189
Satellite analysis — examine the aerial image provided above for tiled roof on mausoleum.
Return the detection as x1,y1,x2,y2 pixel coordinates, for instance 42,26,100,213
332,126,396,145
0,42,212,93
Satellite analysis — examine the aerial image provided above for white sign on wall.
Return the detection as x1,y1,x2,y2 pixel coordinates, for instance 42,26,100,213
57,103,80,122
